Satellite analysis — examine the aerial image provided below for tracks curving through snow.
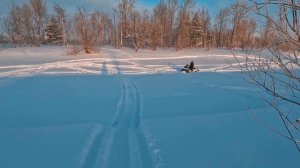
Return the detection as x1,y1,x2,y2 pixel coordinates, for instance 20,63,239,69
78,49,162,168
0,48,251,79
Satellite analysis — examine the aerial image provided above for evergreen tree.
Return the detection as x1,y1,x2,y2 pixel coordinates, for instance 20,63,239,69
189,12,203,48
44,17,62,44
175,0,195,50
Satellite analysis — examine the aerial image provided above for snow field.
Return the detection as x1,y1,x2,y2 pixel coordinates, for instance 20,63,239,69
0,46,298,168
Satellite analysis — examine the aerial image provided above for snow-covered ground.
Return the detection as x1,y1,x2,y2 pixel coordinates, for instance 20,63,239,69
0,46,298,168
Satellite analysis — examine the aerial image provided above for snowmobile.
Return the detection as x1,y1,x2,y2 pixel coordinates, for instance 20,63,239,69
168,62,200,73
181,67,200,73
181,61,199,73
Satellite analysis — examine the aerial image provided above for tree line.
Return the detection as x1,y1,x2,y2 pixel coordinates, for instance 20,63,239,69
0,0,271,53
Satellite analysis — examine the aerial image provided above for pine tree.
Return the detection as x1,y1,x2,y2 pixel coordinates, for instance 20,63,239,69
175,0,195,50
189,12,203,48
44,17,62,44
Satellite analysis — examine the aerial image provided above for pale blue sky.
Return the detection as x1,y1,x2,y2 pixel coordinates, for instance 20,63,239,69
0,0,234,18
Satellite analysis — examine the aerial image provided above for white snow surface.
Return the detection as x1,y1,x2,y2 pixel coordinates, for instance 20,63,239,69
0,46,298,168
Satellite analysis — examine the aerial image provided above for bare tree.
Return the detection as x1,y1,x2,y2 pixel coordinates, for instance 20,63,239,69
21,4,35,46
238,0,300,152
215,8,229,48
118,0,137,48
131,10,153,51
73,8,102,54
129,10,141,51
100,13,114,46
230,0,249,48
246,18,256,49
5,2,24,47
4,0,47,47
154,0,179,48
259,17,273,48
235,18,256,50
199,8,211,49
150,10,160,50
54,3,67,45
30,0,47,46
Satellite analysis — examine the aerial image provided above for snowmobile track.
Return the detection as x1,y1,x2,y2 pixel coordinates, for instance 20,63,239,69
80,50,157,168
91,78,155,168
77,124,107,168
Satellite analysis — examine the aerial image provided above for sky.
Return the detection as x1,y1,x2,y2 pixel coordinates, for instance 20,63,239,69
0,0,234,18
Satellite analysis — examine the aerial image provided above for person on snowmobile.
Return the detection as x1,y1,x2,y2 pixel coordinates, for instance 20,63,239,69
189,61,195,71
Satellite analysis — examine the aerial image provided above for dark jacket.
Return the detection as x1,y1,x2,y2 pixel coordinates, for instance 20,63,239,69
189,61,195,70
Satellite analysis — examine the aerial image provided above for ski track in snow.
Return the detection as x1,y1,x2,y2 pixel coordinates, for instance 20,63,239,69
76,49,162,168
